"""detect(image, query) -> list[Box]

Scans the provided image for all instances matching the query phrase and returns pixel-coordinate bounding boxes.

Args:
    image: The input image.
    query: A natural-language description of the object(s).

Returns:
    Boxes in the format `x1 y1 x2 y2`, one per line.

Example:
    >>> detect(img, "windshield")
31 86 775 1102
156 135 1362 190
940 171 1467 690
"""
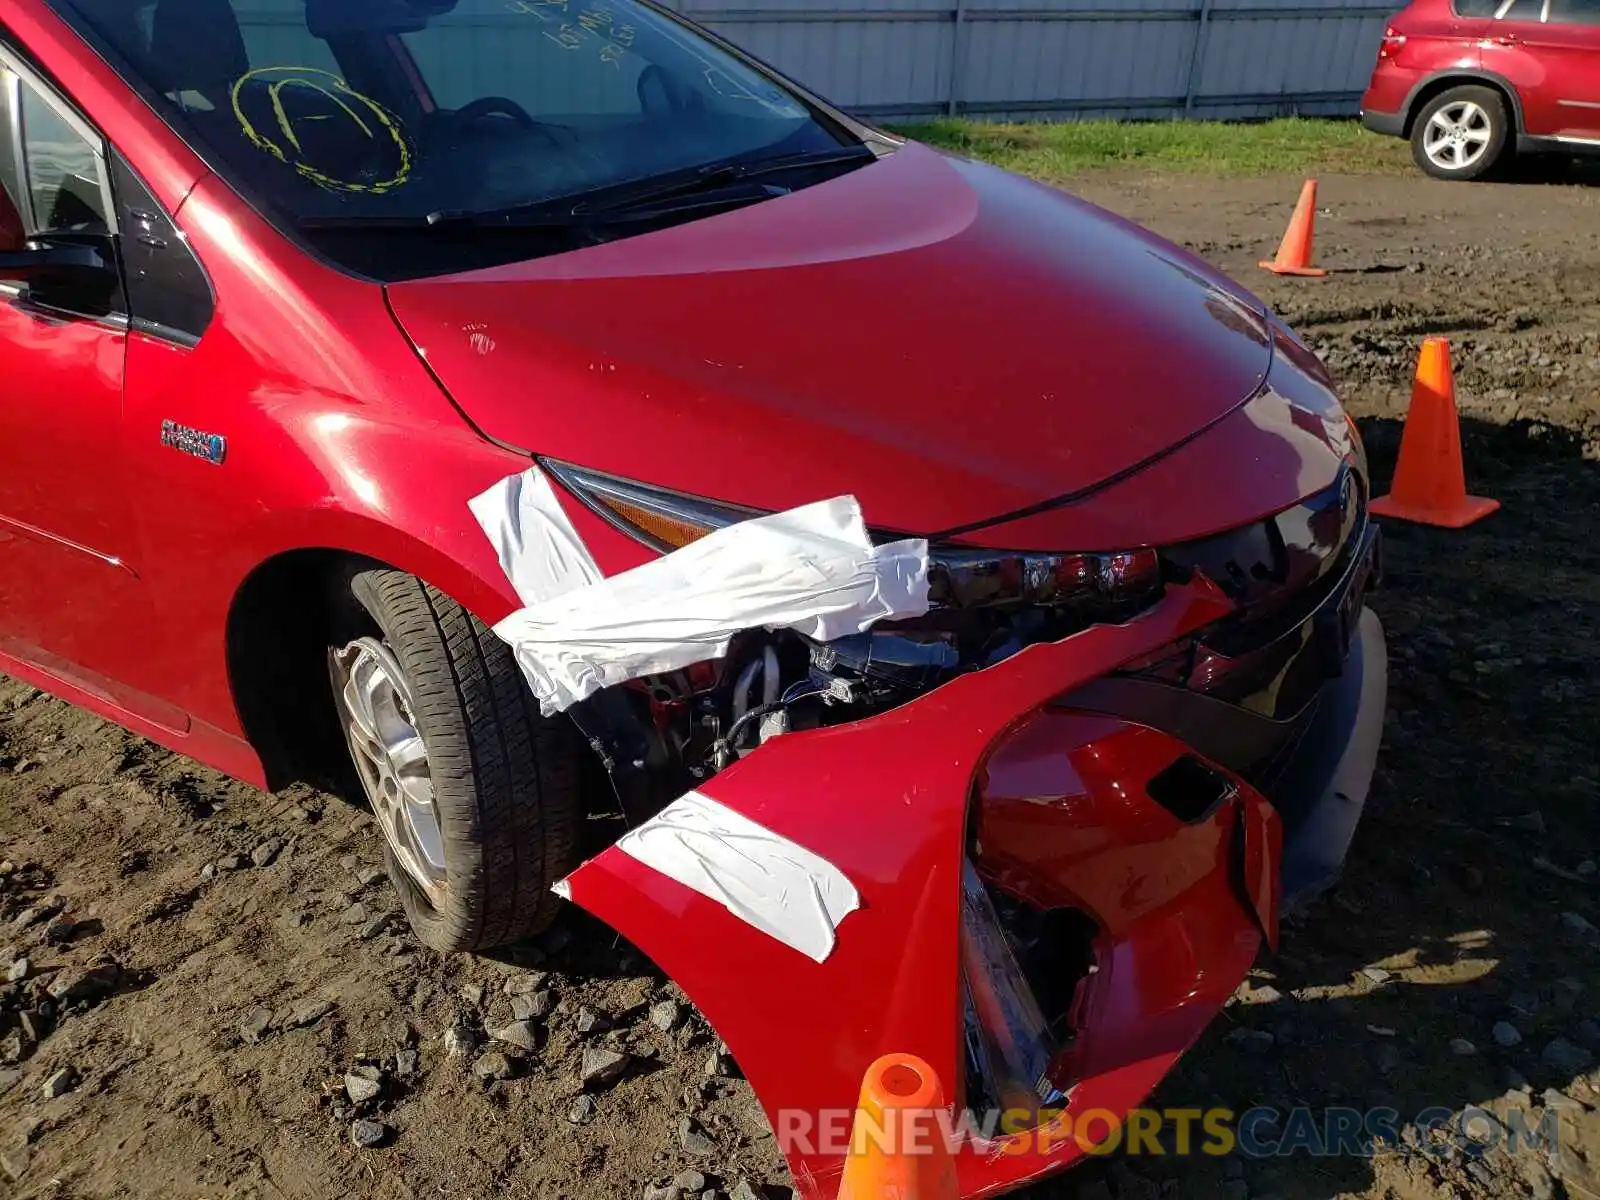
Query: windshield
53 0 868 276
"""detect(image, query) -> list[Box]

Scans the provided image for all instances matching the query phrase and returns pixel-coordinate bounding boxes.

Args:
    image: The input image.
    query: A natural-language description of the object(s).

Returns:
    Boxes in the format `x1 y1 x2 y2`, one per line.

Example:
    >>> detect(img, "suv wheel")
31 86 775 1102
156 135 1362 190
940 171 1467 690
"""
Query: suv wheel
1412 85 1511 181
329 568 583 953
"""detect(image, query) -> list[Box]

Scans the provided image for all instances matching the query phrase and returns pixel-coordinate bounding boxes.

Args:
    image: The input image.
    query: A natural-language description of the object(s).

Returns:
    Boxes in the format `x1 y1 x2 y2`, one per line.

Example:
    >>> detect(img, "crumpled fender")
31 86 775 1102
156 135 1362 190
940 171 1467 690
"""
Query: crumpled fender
559 580 1276 1198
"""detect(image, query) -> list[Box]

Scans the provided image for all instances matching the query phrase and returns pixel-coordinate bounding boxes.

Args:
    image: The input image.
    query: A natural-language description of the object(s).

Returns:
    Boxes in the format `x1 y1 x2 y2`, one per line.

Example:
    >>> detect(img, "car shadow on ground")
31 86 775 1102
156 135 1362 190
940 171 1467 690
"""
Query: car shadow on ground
1506 157 1600 187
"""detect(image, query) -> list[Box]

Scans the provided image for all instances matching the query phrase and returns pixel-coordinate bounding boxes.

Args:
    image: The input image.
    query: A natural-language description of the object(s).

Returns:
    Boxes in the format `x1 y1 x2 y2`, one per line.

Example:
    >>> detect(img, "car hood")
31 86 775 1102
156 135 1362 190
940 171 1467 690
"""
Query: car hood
386 141 1273 536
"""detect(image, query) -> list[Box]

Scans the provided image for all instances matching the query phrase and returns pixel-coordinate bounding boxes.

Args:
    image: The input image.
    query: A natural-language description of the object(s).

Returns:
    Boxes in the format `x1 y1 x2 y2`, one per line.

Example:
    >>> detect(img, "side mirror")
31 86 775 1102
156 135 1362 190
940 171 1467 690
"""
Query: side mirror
0 238 118 309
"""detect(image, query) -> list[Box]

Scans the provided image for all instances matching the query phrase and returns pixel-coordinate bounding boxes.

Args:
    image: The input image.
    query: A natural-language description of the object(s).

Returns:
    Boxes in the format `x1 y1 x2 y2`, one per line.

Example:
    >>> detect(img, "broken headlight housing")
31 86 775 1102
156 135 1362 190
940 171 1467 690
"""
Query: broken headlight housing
542 458 1163 617
542 461 1170 768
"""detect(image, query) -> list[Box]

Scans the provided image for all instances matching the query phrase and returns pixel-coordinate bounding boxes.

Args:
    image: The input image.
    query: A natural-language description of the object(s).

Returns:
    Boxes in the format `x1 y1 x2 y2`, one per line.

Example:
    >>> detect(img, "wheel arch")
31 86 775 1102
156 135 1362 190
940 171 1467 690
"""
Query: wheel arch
1403 71 1524 138
226 548 378 792
221 516 523 793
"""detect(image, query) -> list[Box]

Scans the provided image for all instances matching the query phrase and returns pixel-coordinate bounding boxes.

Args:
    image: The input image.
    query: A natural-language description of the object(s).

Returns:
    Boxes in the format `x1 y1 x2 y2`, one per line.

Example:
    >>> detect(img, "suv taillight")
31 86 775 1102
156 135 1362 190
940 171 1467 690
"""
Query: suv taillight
1379 26 1407 60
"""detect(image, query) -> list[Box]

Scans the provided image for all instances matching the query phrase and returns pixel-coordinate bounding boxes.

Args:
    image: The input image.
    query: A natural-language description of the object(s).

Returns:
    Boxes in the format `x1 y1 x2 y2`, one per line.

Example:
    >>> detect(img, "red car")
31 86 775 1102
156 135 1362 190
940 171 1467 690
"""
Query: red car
1362 0 1600 179
0 0 1385 1193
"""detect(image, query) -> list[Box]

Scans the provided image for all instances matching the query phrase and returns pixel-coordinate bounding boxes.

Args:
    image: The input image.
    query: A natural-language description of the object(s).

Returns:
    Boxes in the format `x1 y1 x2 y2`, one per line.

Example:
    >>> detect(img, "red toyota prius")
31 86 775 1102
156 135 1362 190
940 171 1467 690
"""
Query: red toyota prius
0 0 1386 1192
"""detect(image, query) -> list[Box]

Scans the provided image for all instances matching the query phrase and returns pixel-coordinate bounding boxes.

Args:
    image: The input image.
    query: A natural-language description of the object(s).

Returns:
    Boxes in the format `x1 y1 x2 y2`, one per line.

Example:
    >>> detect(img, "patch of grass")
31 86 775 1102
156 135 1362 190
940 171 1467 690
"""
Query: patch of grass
887 117 1411 178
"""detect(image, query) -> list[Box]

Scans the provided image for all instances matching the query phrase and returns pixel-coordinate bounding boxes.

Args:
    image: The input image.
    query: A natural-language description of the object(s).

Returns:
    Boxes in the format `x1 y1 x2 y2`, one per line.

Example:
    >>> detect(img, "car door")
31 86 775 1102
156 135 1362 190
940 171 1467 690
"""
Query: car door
1536 0 1600 138
0 44 153 709
1477 0 1600 134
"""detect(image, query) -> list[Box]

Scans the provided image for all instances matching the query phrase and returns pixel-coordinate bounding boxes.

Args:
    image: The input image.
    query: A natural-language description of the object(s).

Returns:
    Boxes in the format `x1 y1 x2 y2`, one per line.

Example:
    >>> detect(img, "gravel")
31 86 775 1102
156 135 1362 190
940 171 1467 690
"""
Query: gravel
1560 912 1595 937
490 1019 540 1051
581 1047 629 1090
349 1119 388 1149
678 1116 715 1156
1507 991 1541 1018
285 1000 335 1029
345 1070 384 1103
358 916 389 941
46 963 121 1004
650 1000 681 1033
443 1025 479 1060
1542 1038 1595 1075
1492 1021 1523 1048
510 991 551 1021
250 838 283 868
472 1052 515 1082
40 1066 77 1098
238 1007 274 1044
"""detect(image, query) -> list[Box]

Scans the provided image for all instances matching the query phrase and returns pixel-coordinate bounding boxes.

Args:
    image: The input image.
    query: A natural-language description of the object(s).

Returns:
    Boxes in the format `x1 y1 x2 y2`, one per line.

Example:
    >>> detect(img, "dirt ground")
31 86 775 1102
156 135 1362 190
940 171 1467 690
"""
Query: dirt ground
2 168 1598 1200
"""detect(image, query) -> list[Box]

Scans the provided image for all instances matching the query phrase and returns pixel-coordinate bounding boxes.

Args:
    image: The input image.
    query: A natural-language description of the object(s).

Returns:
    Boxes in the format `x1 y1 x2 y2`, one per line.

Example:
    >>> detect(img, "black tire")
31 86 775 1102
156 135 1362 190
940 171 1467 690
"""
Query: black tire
1410 85 1512 182
343 569 583 953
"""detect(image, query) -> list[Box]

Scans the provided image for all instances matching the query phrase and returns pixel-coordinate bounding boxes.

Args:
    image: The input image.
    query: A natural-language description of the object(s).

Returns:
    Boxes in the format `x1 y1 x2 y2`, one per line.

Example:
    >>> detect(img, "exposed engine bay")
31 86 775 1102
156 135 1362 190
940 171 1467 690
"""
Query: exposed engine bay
562 542 1168 821
557 461 1373 824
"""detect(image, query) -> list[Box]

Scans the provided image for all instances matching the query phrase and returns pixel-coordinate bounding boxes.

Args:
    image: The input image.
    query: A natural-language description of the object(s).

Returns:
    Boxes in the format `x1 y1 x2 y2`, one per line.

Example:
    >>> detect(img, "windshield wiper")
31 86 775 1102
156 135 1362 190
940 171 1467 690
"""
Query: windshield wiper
419 179 794 229
575 145 878 216
298 145 878 233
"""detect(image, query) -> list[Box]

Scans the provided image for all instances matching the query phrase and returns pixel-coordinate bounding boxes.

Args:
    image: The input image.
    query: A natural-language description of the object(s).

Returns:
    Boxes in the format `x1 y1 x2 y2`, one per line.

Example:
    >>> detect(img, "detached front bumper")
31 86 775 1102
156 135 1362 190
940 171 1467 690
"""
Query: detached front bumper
1276 606 1388 908
558 578 1342 1199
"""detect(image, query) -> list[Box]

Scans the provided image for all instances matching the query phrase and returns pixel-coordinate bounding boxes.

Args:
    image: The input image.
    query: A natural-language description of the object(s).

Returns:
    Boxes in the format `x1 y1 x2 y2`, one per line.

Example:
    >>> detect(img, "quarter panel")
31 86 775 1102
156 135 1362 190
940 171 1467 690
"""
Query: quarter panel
112 178 552 760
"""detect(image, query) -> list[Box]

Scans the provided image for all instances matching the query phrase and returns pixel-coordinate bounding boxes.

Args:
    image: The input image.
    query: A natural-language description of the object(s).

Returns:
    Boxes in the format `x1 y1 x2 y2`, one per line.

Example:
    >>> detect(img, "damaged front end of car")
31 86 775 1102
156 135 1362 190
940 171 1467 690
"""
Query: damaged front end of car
468 397 1384 1196
552 576 1283 1198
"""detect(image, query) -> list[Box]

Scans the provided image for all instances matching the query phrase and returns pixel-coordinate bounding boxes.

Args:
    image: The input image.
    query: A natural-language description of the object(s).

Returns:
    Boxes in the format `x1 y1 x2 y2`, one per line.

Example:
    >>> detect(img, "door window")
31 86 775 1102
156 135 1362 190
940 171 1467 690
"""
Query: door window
0 63 113 236
1546 0 1600 24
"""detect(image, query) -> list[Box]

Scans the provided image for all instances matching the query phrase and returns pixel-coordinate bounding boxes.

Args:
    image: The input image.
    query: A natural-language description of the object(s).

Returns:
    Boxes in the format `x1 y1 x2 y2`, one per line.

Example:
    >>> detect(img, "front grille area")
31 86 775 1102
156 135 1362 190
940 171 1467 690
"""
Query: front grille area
1170 465 1364 650
1144 465 1373 723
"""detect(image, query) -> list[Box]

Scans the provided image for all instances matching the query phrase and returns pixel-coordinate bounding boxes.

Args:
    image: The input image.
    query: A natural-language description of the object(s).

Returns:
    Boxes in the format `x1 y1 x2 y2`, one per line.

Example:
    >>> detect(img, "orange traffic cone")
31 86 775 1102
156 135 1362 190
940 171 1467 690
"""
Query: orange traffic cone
836 1054 960 1200
1259 180 1328 278
1370 337 1500 528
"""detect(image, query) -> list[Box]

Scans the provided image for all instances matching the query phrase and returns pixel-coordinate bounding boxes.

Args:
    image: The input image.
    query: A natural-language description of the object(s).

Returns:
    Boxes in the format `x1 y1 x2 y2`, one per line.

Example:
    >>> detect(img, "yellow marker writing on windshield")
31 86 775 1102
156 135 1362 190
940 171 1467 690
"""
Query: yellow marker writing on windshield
231 67 412 195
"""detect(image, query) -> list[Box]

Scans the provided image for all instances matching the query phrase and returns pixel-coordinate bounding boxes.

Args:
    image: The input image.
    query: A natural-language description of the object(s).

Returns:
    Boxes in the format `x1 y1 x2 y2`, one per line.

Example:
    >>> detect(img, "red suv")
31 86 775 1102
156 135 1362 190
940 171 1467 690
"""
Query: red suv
1362 0 1600 179
2 0 1386 1192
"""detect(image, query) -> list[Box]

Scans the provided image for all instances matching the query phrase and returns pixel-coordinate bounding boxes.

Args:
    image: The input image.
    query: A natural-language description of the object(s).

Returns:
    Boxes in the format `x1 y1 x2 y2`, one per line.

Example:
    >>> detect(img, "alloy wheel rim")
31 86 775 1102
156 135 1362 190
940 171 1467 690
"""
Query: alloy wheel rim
1424 101 1492 171
330 638 448 908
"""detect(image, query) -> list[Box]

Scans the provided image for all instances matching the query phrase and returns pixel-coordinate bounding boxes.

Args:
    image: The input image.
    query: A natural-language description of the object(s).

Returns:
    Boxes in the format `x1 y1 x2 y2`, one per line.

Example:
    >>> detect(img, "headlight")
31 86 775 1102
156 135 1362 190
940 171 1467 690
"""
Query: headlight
541 459 763 552
928 547 1161 611
544 458 1164 614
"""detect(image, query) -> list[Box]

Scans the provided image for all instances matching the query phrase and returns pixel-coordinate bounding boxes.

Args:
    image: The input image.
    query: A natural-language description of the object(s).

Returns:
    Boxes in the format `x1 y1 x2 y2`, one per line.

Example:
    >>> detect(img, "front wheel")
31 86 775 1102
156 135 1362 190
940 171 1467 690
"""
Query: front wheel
329 569 584 953
1411 86 1512 181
